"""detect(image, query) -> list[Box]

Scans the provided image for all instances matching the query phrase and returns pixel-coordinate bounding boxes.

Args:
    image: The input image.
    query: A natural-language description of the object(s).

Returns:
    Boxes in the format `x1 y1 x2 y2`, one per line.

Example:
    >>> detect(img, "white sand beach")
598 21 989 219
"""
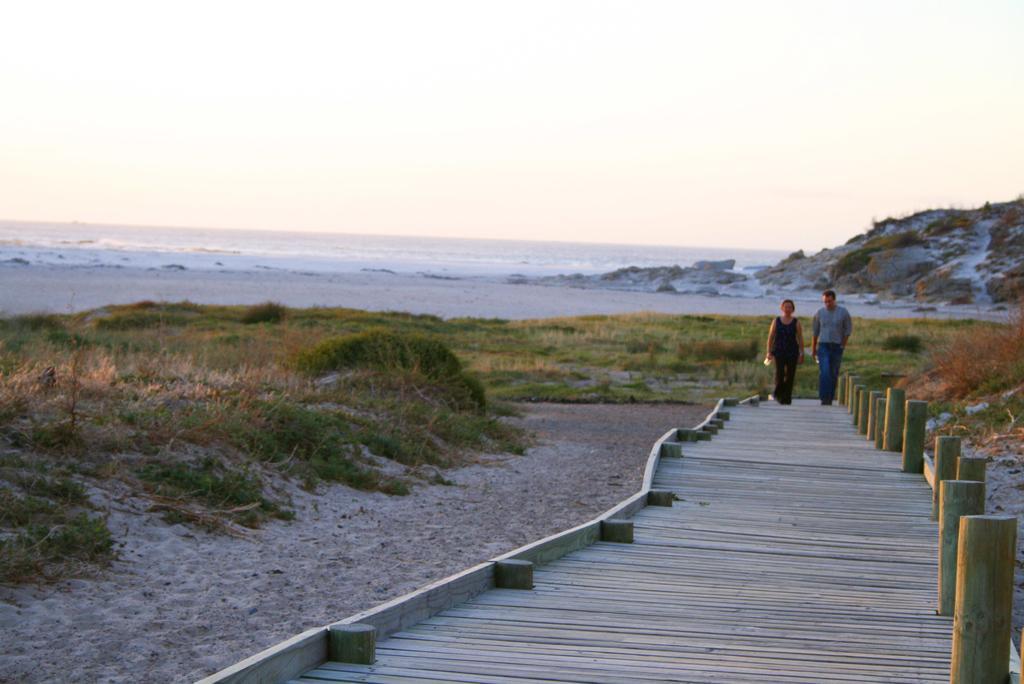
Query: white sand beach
0 264 1005 321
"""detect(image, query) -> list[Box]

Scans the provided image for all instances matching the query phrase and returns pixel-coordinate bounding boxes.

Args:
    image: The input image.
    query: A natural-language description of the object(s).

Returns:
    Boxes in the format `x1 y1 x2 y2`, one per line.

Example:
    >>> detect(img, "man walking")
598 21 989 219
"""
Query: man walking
812 289 852 405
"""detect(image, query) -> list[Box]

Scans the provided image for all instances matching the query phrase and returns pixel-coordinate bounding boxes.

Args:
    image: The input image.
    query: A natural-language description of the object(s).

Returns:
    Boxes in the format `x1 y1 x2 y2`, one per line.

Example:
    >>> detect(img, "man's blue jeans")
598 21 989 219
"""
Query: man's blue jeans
818 343 844 403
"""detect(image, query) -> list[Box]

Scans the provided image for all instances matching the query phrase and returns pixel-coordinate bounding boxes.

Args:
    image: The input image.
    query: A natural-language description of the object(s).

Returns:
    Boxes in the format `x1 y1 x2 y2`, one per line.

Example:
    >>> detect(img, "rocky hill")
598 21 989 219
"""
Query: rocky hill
758 198 1024 305
527 198 1023 309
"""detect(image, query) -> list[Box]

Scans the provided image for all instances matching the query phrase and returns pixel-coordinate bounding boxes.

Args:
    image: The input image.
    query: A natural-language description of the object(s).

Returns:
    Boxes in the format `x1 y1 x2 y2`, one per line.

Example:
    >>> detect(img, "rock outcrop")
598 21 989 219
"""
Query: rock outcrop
757 199 1024 304
541 259 758 296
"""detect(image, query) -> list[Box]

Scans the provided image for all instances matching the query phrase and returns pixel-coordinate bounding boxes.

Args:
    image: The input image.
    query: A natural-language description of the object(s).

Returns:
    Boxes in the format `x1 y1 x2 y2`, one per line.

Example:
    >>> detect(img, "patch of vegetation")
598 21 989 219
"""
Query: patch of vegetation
0 513 112 583
94 310 191 330
137 458 292 527
294 330 486 411
687 339 758 362
8 314 66 332
924 215 973 237
0 300 997 572
832 231 926 278
883 334 923 353
0 467 111 584
781 249 805 264
241 301 287 325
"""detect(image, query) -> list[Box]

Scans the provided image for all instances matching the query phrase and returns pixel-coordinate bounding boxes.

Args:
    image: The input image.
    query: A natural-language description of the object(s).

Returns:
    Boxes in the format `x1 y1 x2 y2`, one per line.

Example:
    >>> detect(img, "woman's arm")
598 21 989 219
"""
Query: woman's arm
766 319 777 359
796 320 806 362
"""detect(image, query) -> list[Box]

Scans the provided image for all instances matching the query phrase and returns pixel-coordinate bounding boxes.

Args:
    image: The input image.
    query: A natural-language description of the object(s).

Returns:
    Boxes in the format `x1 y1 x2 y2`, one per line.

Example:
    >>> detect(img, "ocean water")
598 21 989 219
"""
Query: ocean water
0 220 787 278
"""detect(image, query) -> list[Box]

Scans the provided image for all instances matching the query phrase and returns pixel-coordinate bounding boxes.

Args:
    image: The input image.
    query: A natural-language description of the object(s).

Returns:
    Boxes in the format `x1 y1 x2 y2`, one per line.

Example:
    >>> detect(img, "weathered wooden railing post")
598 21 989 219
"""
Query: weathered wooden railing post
329 624 376 665
601 519 633 543
647 490 675 506
950 515 1017 684
937 480 985 616
857 388 871 435
882 387 906 452
957 456 987 483
852 384 866 426
902 400 927 474
866 390 883 441
495 560 534 589
872 396 886 449
932 436 960 521
847 376 860 415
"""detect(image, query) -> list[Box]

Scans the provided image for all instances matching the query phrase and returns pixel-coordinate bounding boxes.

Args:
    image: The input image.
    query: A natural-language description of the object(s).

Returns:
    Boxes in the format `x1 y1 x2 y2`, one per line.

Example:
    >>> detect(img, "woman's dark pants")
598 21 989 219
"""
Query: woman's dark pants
774 355 798 405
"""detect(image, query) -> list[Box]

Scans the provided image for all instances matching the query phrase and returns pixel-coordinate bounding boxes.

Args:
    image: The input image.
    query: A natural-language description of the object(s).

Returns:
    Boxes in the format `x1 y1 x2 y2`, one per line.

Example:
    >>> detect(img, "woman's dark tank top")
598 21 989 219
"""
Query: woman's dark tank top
772 317 799 358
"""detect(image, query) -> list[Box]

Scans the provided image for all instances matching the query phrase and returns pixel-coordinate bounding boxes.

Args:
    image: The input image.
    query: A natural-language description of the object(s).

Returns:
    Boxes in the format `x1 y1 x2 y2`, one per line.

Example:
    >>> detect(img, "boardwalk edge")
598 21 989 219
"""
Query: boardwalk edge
195 398 736 684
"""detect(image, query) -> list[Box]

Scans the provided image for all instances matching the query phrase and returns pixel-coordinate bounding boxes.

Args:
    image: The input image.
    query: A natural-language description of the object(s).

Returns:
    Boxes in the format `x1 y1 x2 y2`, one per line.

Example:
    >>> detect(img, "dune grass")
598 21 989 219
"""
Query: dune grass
0 301 1003 581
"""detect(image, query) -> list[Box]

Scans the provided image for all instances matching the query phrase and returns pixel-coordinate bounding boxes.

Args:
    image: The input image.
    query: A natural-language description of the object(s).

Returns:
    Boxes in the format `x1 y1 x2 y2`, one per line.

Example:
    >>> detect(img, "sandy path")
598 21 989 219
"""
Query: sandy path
0 403 708 684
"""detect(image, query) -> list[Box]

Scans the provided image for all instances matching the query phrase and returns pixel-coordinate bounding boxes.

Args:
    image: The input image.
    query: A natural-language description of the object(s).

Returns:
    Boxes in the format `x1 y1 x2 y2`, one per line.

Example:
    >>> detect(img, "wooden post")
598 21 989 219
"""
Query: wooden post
329 624 376 664
676 428 698 442
950 515 1017 684
847 376 860 415
957 456 987 483
601 519 634 543
872 395 888 448
938 480 985 616
857 388 870 435
495 560 533 589
717 410 731 421
933 436 961 521
866 391 883 441
647 489 674 506
837 372 847 405
852 385 866 426
660 442 684 458
902 400 927 474
882 387 906 452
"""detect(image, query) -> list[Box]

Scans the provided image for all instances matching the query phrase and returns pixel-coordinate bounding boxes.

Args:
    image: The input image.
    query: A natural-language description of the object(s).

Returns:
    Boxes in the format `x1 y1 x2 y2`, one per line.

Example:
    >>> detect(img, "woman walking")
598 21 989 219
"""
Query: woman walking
765 299 805 405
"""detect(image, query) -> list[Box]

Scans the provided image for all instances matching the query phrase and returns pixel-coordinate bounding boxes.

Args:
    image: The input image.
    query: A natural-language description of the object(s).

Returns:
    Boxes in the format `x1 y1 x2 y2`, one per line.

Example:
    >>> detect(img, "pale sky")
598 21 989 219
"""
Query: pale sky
2 0 1022 251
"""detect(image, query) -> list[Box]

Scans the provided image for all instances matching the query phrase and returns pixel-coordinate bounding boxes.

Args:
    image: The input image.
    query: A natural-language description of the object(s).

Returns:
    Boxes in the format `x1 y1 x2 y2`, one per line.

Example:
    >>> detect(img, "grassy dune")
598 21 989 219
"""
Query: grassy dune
0 301 1004 582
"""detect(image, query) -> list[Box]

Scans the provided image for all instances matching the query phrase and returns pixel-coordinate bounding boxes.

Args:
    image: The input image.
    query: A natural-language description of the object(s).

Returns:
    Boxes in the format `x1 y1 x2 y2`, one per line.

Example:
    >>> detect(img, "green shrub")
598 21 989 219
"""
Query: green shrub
94 310 189 330
137 458 290 524
232 402 387 487
31 420 85 453
8 314 65 331
882 334 923 353
295 330 462 376
925 215 973 237
294 330 486 410
833 248 876 278
686 339 758 361
0 513 112 582
833 231 926 278
241 301 287 325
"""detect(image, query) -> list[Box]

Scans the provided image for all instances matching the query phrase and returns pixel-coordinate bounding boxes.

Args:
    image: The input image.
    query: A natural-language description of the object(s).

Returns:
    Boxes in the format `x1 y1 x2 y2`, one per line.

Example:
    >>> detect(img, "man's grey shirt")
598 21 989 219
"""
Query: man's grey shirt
813 306 853 345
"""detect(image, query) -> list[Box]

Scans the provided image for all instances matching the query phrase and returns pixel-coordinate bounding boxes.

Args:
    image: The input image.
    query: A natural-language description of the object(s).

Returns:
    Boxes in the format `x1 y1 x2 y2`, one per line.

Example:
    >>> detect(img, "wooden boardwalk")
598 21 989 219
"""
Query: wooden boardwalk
292 400 950 683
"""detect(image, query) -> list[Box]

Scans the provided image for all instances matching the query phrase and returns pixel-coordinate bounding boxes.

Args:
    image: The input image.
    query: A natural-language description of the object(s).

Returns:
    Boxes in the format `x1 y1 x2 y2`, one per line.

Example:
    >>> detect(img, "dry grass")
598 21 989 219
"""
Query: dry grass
932 304 1024 399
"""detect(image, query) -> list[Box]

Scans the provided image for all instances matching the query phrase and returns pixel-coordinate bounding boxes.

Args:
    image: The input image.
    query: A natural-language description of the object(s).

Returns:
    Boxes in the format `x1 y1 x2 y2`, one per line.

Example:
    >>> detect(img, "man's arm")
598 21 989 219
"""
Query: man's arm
841 310 853 348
